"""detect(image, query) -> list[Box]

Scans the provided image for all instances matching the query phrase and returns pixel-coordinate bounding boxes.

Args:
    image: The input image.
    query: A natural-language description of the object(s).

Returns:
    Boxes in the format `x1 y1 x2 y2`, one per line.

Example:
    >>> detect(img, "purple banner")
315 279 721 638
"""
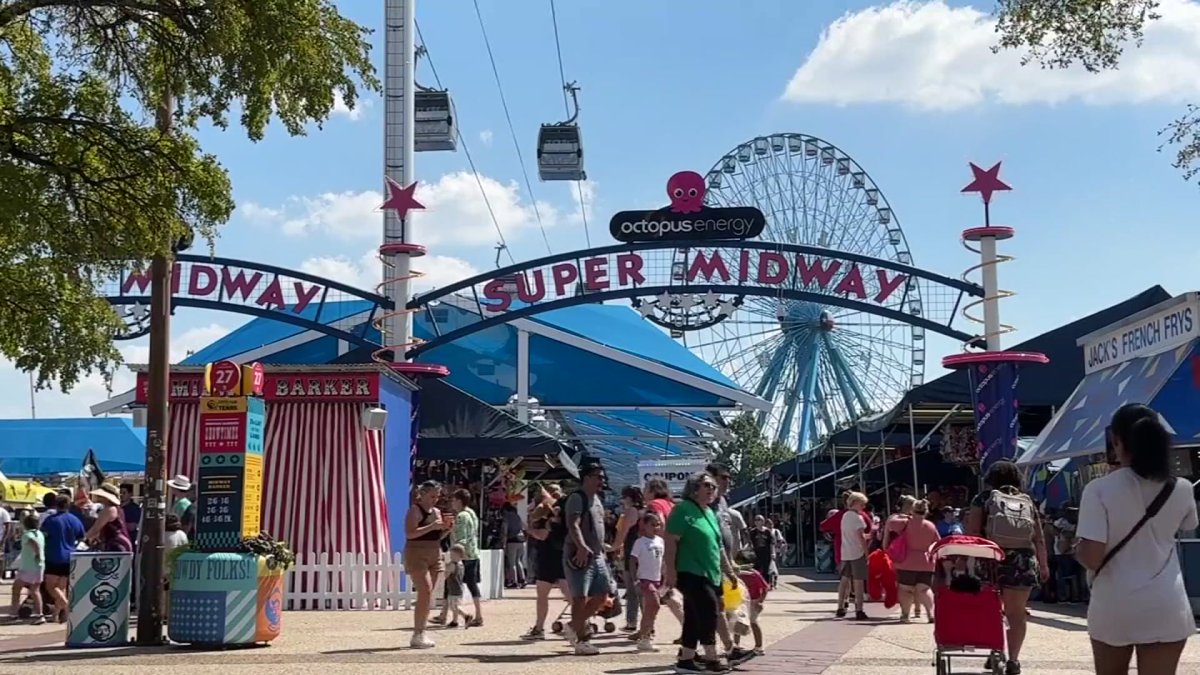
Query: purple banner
966 360 1021 472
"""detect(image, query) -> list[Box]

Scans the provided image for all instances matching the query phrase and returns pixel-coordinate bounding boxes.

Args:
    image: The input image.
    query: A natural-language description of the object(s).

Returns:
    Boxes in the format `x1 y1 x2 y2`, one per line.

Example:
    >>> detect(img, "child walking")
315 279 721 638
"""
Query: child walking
629 512 676 653
11 515 45 624
737 567 769 654
444 544 470 628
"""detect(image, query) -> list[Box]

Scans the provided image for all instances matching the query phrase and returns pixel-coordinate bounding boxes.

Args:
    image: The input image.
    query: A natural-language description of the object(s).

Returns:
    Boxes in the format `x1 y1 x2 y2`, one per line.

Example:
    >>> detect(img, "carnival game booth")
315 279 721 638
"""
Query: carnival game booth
130 364 417 610
1017 292 1200 614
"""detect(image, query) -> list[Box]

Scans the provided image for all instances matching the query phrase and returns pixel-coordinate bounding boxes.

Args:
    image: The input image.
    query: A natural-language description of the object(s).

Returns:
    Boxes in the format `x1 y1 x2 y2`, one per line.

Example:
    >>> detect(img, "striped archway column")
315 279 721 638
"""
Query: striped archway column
167 402 200 482
261 401 391 594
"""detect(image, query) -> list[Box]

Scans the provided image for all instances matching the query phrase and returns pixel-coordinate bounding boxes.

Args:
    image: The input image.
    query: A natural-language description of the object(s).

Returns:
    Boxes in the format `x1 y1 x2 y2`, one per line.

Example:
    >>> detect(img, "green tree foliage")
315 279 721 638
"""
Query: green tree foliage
713 413 796 486
992 1 1200 182
0 1 378 388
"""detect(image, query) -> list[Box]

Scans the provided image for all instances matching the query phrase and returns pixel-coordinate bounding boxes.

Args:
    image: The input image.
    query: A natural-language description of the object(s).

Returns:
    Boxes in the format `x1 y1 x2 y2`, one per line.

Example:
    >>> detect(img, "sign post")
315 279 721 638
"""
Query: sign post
194 362 266 550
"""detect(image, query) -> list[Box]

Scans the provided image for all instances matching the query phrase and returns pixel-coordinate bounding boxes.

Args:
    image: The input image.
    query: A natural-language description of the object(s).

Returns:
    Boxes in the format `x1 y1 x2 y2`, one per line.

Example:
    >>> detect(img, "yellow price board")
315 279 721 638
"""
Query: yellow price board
241 452 264 535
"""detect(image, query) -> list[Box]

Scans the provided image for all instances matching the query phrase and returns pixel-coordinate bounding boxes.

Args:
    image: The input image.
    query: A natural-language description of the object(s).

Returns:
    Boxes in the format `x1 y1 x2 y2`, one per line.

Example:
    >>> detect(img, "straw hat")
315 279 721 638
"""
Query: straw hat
90 483 121 507
166 475 192 491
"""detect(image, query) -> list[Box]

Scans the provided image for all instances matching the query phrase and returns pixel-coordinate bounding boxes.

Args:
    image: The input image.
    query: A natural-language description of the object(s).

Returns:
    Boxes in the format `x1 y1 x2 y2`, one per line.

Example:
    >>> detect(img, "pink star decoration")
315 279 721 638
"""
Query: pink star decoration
379 176 425 221
961 162 1012 206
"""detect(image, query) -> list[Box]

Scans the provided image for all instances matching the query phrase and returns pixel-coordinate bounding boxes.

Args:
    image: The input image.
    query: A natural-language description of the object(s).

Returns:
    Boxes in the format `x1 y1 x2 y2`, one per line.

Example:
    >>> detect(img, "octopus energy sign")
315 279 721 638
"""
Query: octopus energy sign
608 170 766 243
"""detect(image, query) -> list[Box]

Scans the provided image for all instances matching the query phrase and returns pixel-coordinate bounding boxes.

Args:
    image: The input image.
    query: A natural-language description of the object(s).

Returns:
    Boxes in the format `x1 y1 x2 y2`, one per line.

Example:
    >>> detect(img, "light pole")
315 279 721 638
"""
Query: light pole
136 89 177 646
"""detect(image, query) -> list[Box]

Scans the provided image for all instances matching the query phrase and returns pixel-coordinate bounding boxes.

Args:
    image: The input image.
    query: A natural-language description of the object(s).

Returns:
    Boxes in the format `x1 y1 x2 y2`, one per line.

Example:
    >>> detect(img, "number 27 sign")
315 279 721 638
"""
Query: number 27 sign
204 360 265 396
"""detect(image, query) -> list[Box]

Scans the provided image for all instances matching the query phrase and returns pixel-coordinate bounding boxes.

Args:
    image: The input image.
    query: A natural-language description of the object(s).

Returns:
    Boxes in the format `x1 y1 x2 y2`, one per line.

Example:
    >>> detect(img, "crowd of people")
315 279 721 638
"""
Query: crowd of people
402 461 777 673
2 474 197 625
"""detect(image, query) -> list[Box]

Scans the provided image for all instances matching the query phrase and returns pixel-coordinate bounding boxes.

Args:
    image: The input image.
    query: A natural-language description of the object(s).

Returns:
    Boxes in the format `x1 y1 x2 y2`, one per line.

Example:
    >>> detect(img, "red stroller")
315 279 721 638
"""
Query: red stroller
930 536 1007 675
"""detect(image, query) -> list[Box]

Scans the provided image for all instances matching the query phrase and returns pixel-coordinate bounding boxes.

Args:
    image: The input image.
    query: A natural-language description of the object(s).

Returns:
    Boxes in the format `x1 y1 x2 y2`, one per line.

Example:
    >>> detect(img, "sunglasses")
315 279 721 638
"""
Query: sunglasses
700 482 718 489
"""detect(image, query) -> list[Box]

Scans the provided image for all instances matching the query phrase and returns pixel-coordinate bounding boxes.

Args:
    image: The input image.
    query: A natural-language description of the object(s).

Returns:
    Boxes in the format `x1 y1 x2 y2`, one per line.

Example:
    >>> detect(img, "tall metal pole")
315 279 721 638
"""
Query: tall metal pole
136 90 174 646
516 329 530 423
908 404 919 498
28 372 35 419
384 0 416 358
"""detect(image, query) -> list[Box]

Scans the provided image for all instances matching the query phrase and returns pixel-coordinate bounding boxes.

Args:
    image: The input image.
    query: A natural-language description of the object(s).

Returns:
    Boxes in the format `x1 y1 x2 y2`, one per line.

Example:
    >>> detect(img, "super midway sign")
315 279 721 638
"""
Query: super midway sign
482 247 909 312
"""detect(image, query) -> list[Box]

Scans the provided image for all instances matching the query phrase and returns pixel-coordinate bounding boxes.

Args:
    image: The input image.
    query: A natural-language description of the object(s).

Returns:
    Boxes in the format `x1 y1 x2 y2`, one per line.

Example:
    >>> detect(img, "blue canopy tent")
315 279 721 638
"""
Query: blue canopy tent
0 418 146 475
1019 293 1200 466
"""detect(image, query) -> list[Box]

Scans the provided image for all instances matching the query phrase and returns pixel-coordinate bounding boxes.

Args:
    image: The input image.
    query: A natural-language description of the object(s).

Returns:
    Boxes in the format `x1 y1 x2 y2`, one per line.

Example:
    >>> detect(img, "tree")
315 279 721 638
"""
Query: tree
992 1 1200 181
0 1 378 388
713 413 796 486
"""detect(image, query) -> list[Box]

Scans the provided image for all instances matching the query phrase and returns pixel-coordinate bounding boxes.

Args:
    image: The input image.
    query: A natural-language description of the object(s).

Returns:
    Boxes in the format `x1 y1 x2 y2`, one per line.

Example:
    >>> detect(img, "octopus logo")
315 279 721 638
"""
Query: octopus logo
265 587 283 633
89 582 119 610
90 557 120 579
88 616 118 643
608 171 766 244
666 171 706 214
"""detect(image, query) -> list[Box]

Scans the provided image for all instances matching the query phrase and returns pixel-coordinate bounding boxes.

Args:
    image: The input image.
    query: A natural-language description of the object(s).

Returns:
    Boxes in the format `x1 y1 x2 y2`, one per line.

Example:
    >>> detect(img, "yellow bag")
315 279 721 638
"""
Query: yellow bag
721 578 743 608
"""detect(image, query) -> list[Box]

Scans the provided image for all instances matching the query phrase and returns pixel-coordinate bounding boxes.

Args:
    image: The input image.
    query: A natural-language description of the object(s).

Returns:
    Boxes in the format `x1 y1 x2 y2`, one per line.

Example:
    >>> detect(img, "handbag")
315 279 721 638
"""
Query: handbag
886 518 910 562
1088 479 1175 585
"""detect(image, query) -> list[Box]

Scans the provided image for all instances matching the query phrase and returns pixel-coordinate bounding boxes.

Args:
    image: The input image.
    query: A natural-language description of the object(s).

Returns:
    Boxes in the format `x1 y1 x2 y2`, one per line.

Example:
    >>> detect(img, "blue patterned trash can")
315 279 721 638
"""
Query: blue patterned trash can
168 551 284 645
66 551 133 647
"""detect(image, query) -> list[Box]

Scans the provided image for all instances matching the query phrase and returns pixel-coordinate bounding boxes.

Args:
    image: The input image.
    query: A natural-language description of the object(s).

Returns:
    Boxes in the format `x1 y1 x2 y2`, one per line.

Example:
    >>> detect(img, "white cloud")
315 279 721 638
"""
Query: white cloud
248 171 559 245
300 250 479 294
478 129 494 146
331 93 372 121
0 323 231 419
782 0 1200 110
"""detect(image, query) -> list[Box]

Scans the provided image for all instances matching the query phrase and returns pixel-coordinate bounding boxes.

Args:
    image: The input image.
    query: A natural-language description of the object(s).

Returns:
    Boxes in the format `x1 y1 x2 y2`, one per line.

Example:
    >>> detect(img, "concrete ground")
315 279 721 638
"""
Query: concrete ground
0 574 1197 674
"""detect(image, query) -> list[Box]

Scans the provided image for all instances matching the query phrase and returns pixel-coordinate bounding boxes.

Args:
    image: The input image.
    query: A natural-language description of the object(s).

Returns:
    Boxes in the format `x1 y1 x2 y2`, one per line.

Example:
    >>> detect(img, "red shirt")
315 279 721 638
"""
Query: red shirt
647 498 674 519
739 569 769 601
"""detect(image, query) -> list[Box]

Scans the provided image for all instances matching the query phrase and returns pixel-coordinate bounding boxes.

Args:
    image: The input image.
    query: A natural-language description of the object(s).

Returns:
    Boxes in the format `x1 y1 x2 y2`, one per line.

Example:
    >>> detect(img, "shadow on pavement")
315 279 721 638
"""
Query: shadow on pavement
1027 613 1087 632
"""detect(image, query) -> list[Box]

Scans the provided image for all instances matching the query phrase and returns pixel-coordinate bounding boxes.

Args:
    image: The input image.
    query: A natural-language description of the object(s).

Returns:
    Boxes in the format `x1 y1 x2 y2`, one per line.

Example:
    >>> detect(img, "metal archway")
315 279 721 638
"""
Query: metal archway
406 240 982 359
104 254 392 347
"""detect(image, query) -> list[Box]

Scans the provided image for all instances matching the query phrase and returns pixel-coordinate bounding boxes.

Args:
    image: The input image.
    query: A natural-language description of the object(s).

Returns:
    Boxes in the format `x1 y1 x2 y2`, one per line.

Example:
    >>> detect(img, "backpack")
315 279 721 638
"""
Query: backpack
984 487 1037 549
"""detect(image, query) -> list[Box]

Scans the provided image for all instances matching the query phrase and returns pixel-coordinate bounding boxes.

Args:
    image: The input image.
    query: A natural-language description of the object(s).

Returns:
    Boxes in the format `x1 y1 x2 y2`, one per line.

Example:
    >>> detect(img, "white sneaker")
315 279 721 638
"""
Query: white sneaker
637 638 660 652
564 625 578 645
410 633 435 649
574 641 599 656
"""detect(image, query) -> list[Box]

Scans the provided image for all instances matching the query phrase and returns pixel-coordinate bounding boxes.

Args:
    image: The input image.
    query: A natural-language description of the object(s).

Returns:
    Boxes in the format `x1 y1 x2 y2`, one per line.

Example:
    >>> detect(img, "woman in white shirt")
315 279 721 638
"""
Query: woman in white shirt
1076 404 1197 675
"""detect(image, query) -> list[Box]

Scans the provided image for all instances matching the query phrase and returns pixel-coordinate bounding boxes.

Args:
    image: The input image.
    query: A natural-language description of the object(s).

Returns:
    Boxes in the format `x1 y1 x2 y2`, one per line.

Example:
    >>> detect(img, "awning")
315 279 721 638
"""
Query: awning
415 378 571 461
1018 339 1197 465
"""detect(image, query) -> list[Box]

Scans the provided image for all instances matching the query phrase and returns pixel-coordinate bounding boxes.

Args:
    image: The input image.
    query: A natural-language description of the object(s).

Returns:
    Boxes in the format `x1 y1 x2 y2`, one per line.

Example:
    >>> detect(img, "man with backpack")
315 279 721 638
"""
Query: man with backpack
965 460 1049 675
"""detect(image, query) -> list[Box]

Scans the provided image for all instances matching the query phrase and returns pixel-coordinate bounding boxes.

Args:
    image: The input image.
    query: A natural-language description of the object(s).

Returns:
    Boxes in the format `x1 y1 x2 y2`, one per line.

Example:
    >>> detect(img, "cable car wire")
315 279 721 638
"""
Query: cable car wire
548 0 592 248
415 19 516 266
470 0 554 256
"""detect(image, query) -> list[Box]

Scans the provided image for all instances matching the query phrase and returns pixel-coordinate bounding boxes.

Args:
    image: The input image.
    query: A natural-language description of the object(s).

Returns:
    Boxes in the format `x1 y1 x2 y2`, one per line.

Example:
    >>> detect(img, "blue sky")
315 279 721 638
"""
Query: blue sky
8 0 1200 418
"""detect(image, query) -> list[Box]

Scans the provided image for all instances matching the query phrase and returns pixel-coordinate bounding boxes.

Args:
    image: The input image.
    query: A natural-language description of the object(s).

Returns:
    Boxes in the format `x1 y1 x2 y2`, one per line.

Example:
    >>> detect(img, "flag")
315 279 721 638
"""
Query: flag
77 448 105 503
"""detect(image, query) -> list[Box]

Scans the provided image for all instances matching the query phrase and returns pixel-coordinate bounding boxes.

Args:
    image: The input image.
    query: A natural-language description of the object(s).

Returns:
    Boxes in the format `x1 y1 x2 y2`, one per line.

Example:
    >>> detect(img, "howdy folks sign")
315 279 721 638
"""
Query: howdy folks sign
481 246 910 313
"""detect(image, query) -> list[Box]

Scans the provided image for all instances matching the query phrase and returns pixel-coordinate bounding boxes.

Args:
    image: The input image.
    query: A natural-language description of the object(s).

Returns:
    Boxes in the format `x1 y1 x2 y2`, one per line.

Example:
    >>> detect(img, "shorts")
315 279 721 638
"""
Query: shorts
404 544 444 576
839 556 867 581
536 547 565 583
16 569 44 585
45 562 70 578
997 548 1039 589
638 579 661 596
564 556 612 598
896 569 933 587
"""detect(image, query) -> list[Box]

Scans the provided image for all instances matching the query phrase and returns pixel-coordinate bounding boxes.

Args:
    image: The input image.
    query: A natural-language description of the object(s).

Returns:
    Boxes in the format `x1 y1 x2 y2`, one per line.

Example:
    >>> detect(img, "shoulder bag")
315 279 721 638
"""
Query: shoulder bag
1090 479 1175 583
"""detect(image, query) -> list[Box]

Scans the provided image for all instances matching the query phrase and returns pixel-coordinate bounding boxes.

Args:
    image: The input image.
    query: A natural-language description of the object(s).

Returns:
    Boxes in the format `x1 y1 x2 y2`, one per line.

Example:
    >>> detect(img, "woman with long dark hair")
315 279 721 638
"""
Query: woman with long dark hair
614 485 645 633
1076 404 1196 675
965 460 1048 675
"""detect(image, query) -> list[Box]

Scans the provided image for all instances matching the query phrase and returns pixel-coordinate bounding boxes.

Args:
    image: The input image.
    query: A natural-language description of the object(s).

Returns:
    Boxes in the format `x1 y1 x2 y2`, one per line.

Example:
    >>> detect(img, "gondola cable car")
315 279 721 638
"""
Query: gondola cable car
413 46 457 152
537 82 586 181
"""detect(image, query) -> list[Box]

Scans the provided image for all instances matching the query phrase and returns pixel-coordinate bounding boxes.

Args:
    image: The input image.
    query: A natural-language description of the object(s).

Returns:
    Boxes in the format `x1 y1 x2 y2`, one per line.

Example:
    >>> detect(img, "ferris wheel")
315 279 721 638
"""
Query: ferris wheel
688 133 924 454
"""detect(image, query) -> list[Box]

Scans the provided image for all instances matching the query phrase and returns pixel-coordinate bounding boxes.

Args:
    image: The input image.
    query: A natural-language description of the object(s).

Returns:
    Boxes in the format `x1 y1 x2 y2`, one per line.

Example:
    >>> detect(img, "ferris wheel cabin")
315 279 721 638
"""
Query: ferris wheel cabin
537 124 586 181
413 90 457 152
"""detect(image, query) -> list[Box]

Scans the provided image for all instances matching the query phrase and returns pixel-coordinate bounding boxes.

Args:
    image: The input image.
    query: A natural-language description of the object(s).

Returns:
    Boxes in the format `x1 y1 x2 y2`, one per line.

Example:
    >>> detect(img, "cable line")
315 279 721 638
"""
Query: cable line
548 0 592 247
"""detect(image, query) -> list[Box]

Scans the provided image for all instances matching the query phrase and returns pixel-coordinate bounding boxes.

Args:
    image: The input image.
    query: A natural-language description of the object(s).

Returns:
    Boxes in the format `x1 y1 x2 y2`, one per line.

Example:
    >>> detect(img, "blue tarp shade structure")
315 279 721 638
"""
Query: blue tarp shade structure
416 377 571 461
0 418 147 475
852 286 1173 435
1019 339 1199 465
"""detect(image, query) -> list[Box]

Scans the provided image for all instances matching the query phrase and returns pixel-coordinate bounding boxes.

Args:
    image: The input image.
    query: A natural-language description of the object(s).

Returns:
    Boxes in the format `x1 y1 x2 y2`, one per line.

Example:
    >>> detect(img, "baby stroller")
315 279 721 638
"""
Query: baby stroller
550 592 621 637
930 535 1007 675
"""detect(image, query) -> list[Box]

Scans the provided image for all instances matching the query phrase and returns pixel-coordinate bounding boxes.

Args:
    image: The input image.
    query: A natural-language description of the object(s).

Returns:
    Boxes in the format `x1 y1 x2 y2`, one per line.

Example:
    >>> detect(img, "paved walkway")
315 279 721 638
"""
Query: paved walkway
0 573 1197 673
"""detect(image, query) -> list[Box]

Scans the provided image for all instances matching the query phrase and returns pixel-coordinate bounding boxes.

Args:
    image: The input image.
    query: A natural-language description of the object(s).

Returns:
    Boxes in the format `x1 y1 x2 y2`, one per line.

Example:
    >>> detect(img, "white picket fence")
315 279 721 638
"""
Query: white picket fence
284 552 413 611
283 549 504 611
